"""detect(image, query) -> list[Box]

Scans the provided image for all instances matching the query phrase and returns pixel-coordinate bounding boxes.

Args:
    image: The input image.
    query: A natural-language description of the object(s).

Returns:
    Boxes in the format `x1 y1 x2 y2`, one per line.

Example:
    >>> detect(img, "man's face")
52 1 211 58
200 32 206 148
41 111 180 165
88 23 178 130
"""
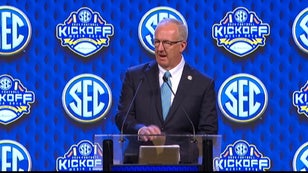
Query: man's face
154 23 186 70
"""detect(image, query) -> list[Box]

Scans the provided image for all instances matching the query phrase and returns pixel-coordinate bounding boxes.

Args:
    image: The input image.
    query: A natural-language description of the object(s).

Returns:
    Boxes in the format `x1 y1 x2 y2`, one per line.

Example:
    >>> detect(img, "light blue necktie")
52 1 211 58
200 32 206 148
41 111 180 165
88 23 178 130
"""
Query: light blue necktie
161 71 172 120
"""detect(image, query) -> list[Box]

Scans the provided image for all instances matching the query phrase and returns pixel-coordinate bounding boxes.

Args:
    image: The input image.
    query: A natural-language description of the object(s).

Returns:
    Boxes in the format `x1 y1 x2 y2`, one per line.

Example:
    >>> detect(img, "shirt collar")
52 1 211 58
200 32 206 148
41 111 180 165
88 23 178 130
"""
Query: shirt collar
158 56 185 77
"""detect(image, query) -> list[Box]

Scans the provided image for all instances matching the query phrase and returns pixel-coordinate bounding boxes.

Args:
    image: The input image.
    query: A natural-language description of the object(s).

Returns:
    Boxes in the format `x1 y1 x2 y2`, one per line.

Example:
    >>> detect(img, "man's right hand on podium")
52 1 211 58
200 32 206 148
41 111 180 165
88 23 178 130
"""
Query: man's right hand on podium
137 125 162 142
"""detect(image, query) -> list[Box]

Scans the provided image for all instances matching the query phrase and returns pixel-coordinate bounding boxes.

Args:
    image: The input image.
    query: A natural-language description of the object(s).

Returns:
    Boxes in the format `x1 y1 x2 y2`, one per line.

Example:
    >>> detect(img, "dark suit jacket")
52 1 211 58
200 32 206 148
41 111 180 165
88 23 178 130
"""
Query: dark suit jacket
115 60 218 163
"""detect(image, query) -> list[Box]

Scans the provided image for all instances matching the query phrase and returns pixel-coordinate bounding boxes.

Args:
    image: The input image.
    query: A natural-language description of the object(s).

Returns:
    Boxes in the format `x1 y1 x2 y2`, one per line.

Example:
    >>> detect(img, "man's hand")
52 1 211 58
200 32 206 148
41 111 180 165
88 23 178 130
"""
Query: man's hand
138 125 162 142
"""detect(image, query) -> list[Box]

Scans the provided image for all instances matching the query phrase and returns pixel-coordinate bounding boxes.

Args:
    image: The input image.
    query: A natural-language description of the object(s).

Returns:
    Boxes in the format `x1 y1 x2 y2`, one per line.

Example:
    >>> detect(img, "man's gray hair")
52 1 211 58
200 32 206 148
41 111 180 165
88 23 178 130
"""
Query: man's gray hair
155 18 188 41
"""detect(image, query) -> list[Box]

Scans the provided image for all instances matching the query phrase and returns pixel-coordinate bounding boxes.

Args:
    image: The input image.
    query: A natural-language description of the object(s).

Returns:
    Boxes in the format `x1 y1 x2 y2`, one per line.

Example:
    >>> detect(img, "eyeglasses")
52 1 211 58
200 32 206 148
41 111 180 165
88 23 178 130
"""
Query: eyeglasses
153 39 183 48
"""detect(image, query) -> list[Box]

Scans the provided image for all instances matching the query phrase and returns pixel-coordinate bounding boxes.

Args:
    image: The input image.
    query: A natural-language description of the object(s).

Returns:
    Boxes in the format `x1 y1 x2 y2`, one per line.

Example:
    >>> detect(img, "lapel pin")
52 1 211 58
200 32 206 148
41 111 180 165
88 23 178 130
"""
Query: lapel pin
187 75 192 80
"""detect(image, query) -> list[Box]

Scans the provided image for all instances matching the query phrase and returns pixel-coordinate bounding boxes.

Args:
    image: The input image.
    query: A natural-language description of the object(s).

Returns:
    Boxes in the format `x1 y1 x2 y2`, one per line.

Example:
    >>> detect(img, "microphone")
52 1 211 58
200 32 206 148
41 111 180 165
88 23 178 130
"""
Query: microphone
119 77 144 142
119 64 149 142
162 75 197 143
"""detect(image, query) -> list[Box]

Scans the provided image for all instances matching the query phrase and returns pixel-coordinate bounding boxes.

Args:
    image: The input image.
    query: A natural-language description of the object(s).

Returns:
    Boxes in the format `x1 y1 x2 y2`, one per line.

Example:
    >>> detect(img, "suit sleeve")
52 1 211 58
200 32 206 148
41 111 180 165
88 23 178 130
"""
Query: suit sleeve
115 68 145 134
198 79 218 134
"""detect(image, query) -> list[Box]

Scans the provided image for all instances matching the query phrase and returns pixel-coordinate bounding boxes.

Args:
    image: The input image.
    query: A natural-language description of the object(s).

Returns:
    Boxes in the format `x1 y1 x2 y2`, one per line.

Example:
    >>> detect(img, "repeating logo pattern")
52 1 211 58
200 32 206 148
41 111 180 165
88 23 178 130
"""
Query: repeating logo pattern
0 6 32 56
62 74 112 123
0 3 305 171
56 7 114 57
218 73 268 122
0 74 35 125
56 140 103 171
293 141 308 171
292 81 308 117
292 8 308 53
214 140 270 171
212 7 270 57
138 6 187 54
0 140 32 171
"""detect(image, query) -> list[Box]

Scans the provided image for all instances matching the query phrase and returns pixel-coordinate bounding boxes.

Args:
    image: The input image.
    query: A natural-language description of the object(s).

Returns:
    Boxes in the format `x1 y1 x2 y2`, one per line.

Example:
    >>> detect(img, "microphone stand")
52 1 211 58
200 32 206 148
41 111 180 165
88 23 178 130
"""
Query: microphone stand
119 78 144 143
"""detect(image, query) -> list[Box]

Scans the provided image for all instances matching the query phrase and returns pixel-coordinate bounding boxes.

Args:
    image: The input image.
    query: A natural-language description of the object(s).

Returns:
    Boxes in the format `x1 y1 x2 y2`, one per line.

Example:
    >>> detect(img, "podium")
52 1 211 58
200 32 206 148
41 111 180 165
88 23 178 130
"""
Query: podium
93 134 222 171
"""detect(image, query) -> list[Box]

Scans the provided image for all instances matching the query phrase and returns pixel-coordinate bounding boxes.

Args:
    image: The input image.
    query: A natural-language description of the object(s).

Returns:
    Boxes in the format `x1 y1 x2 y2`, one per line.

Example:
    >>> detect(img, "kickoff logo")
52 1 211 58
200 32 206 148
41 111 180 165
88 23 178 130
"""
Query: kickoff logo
62 74 112 123
218 73 268 122
138 6 186 54
56 7 114 57
0 74 35 125
0 6 32 56
0 140 32 171
292 81 308 117
56 140 103 171
292 8 308 53
213 140 270 171
212 7 270 57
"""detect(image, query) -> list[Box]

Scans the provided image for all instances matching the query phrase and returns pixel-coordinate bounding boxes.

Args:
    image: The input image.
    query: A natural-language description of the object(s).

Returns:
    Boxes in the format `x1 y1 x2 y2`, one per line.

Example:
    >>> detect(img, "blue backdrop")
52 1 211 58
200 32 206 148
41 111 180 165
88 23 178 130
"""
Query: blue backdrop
0 0 308 171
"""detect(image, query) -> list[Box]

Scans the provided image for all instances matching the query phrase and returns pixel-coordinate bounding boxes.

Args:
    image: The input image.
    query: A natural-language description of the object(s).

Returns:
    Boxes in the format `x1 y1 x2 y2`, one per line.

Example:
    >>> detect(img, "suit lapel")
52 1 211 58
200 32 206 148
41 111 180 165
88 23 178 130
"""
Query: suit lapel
144 62 164 121
165 64 193 121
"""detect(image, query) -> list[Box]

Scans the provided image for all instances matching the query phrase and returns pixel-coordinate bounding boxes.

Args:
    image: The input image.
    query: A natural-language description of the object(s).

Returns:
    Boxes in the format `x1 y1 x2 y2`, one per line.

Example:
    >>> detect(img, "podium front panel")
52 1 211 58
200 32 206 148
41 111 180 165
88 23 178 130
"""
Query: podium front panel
93 134 222 171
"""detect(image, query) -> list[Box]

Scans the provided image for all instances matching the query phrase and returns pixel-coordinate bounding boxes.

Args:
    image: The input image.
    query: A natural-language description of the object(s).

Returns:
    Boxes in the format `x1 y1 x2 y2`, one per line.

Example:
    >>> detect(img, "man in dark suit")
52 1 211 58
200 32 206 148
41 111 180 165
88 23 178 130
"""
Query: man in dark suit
115 18 218 164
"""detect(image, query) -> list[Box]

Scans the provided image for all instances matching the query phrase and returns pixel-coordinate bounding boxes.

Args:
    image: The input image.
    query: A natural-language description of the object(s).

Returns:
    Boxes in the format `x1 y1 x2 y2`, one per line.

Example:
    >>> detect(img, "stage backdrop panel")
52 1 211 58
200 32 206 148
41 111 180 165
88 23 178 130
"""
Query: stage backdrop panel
0 0 308 171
